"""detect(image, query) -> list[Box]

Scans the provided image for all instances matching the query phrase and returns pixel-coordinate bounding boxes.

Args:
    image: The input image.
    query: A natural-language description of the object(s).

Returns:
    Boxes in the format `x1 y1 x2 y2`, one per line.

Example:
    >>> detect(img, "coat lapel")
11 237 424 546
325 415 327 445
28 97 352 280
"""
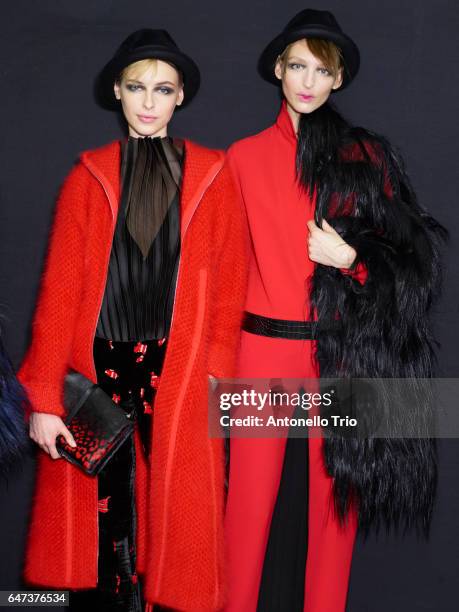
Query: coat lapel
180 140 225 236
80 138 225 239
81 140 121 221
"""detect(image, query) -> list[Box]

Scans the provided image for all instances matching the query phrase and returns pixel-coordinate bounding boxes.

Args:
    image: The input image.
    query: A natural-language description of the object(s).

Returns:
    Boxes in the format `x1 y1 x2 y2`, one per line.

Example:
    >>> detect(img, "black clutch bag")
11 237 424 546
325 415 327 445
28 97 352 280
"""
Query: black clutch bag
56 371 135 476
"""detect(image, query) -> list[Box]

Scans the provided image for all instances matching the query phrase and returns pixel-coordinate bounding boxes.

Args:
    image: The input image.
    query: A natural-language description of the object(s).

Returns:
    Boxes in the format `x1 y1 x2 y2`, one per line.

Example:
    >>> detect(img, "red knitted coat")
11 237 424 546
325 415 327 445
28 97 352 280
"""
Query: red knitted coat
18 139 248 611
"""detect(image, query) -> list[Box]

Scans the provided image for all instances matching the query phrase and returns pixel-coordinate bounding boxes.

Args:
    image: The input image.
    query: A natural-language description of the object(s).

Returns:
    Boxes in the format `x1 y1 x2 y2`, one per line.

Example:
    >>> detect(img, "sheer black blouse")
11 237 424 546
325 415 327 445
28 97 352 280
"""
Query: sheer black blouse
96 136 183 341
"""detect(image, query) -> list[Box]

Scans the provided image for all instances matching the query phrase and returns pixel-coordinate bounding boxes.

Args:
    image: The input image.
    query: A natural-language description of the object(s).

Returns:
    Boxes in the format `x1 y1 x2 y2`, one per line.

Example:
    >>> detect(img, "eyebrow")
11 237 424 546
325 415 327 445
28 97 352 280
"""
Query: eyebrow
125 79 177 86
287 56 324 65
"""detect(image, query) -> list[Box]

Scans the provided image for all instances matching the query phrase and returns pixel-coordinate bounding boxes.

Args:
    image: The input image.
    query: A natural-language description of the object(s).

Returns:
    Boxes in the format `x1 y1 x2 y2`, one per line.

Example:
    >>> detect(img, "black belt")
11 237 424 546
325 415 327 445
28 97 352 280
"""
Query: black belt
242 311 315 340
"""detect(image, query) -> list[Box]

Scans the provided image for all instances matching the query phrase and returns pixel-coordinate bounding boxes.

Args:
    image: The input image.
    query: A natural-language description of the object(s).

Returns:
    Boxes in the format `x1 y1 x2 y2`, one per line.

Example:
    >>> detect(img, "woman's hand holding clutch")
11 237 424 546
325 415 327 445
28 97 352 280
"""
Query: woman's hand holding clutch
28 412 76 460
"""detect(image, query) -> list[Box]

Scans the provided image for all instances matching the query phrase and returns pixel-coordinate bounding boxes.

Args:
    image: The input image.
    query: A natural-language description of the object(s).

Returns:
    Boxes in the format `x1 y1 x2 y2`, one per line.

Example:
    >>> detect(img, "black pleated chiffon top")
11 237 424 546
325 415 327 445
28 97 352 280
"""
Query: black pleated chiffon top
96 136 183 342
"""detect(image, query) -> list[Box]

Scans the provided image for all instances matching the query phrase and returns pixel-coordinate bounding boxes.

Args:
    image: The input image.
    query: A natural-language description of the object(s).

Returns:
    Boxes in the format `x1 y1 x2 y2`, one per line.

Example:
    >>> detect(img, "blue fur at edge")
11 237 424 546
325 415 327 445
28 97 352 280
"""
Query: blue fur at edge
0 335 29 473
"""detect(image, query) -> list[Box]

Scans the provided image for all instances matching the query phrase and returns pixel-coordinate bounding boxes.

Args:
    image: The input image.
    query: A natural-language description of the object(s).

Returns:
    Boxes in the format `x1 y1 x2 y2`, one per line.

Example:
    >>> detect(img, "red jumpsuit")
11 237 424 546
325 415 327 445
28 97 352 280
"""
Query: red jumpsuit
224 101 366 612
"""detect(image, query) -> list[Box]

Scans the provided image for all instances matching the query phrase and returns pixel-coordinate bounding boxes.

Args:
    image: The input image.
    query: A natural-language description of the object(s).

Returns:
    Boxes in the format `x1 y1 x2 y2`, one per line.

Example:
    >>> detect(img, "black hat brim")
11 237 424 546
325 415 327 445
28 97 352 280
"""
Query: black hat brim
97 45 201 110
258 27 360 91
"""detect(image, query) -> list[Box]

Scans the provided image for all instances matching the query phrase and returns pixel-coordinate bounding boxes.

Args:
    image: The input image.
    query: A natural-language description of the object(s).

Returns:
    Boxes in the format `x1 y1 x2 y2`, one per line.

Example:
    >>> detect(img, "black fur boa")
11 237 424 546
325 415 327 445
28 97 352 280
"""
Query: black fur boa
298 102 447 537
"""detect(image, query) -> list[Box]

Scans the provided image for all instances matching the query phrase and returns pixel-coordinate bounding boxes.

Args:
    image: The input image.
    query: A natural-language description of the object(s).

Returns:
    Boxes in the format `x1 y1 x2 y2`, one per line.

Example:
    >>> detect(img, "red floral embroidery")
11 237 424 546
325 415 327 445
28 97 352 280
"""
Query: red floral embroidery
150 372 160 389
105 369 119 379
134 342 148 355
143 401 153 414
98 496 111 513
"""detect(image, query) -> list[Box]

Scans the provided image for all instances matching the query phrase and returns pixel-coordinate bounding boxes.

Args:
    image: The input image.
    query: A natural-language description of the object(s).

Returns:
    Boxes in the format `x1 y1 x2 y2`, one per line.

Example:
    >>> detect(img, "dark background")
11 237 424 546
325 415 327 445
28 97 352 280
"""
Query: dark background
1 1 458 610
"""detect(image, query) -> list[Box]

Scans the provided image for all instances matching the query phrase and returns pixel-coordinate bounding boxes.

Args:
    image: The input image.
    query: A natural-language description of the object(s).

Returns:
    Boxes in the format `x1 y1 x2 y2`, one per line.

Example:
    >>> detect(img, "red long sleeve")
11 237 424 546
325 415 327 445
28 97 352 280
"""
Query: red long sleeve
207 164 249 379
17 164 88 419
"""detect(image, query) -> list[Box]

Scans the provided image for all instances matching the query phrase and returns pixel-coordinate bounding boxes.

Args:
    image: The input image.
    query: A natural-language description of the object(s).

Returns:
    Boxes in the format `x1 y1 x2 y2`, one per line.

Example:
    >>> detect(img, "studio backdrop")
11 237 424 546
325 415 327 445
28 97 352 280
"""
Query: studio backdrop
0 1 458 611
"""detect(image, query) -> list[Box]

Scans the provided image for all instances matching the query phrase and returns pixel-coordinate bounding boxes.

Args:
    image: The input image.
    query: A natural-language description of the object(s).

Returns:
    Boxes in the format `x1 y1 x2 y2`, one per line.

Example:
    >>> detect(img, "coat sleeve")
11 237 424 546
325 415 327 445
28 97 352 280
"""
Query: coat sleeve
206 158 249 380
17 163 88 420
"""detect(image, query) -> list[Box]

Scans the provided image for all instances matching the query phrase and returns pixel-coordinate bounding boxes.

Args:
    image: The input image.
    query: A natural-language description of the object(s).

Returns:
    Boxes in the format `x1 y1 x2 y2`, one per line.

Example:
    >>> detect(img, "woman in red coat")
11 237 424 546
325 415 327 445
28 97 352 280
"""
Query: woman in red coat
224 8 444 612
18 30 247 612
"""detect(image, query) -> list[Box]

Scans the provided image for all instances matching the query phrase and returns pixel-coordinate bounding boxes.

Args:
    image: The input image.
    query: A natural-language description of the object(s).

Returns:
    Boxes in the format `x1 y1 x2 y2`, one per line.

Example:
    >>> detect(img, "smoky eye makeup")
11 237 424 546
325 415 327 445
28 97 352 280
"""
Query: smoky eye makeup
285 56 334 77
155 86 175 94
122 79 178 95
124 81 144 92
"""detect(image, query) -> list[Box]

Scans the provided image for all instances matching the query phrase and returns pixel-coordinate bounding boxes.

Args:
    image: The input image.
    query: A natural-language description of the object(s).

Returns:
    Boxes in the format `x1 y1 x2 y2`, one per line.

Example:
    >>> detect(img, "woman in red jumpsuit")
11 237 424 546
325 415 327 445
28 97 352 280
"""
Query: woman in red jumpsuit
224 10 366 611
225 6 444 611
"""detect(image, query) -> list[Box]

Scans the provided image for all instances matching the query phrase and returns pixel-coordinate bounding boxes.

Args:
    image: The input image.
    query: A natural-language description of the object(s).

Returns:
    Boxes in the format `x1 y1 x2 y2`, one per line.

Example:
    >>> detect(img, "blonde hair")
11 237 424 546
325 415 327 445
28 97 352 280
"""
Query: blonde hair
278 38 343 77
118 58 183 85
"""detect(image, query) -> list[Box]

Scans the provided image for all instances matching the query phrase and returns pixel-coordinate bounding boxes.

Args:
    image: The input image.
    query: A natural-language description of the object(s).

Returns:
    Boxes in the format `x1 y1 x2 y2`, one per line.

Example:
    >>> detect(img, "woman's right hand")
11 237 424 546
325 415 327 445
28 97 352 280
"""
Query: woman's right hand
28 412 76 459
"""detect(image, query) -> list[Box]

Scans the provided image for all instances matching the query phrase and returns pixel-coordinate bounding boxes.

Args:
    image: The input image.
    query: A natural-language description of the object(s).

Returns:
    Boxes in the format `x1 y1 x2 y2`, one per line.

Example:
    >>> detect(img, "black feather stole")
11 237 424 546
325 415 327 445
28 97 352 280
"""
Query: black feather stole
297 103 447 536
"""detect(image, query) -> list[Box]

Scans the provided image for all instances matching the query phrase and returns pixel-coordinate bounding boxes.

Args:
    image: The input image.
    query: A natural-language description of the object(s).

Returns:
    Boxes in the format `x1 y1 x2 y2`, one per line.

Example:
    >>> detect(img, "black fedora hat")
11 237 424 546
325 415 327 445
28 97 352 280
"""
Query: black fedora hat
258 9 360 91
97 29 200 110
